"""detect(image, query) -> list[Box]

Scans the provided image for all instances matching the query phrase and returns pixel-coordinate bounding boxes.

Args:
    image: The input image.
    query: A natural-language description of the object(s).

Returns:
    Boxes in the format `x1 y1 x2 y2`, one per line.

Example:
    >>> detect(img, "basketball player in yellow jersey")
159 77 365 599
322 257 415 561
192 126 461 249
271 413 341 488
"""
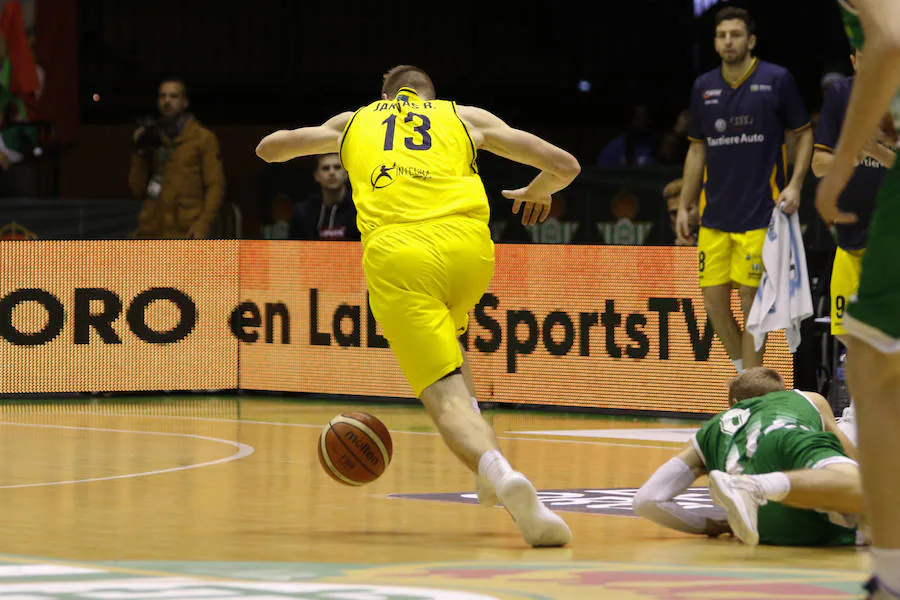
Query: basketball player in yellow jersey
257 65 580 547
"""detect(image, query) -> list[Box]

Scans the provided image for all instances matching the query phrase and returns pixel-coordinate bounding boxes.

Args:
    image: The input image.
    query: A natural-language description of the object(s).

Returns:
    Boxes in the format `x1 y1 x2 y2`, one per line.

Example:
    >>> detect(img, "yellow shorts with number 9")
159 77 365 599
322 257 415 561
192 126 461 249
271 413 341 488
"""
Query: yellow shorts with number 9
697 227 767 288
831 247 864 336
363 217 495 397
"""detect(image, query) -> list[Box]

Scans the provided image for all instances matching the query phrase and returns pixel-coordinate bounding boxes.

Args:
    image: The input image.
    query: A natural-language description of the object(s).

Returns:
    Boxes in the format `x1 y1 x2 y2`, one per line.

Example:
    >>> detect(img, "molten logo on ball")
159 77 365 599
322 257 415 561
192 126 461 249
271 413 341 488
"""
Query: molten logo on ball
318 412 393 486
344 429 381 468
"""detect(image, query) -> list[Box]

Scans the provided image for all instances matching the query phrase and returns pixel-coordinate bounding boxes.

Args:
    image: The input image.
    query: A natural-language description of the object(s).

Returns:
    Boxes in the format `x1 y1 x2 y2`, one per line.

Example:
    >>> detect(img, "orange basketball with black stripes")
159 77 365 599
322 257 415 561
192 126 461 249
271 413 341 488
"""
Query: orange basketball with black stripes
317 412 393 485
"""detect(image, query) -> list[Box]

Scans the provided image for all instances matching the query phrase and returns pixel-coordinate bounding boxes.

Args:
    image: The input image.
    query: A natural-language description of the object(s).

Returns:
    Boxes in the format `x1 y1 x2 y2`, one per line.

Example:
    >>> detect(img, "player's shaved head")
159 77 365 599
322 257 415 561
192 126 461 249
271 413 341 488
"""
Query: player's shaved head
382 65 436 100
728 367 785 406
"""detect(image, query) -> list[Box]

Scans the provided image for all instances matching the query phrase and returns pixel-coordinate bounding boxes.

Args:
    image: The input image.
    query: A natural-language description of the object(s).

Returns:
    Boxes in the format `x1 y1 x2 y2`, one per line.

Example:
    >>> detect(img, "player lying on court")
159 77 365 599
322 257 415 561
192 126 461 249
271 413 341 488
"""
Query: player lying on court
633 367 865 546
256 65 580 547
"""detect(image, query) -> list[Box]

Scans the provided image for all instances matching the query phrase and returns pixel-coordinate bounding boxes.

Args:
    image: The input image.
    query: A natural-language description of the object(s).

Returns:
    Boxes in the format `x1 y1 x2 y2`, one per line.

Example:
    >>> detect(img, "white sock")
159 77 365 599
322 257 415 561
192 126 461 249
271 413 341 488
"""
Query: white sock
477 450 514 488
748 472 790 502
874 548 900 595
470 396 481 415
732 358 743 374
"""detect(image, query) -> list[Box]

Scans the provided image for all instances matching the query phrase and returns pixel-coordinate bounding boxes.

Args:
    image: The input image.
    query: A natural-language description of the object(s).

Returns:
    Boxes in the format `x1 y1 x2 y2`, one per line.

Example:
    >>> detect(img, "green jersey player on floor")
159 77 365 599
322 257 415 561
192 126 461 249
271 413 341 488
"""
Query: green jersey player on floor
816 1 900 597
633 367 862 547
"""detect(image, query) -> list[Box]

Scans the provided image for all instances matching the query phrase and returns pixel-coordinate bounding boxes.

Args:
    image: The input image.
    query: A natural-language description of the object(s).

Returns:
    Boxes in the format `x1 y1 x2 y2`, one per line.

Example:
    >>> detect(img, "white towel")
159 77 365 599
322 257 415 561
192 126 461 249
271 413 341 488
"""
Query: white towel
746 207 813 353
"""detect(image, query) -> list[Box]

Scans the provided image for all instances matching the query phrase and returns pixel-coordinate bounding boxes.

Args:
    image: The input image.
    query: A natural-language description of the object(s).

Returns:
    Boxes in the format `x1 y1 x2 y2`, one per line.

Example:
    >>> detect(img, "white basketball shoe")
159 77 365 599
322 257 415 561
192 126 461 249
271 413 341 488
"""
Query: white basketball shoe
496 472 572 547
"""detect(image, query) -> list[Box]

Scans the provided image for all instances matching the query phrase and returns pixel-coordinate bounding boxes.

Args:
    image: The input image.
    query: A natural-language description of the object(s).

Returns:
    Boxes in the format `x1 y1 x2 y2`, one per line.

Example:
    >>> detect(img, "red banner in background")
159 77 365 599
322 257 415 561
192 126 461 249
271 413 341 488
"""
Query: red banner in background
0 241 239 393
0 241 793 415
237 243 793 415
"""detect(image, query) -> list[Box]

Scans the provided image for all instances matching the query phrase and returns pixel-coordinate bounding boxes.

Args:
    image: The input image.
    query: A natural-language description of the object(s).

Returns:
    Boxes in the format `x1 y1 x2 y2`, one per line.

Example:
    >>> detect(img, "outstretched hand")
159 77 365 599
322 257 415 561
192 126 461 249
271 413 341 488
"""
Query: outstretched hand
502 187 552 226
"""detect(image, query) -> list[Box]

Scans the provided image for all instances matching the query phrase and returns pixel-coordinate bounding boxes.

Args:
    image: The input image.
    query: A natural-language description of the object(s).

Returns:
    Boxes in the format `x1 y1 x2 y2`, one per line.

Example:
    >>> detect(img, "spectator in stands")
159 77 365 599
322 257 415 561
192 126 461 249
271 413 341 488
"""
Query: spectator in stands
289 153 359 241
597 102 659 168
656 109 691 165
128 78 225 239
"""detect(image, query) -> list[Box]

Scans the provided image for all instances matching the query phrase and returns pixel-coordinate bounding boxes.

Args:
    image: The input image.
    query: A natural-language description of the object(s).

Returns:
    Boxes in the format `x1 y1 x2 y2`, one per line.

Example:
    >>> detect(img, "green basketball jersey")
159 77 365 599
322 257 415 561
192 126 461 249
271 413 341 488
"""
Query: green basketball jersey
836 0 900 343
838 1 864 49
692 390 824 474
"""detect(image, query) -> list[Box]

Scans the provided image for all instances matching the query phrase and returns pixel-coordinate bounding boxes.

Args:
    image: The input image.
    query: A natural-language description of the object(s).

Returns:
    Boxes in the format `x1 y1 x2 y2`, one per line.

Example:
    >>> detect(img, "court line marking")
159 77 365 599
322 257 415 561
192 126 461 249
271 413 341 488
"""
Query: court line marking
0 422 255 489
0 555 868 582
20 411 680 450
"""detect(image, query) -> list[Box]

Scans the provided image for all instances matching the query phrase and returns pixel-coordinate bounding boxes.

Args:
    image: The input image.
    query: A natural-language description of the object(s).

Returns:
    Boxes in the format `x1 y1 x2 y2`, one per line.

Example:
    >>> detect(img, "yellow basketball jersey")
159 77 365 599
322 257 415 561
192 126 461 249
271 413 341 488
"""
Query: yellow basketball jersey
339 87 490 242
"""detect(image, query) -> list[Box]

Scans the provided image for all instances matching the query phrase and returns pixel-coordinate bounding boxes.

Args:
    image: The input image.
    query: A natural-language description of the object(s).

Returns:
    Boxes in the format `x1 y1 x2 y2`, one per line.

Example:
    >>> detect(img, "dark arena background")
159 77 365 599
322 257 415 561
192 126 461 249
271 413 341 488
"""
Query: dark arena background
0 1 872 598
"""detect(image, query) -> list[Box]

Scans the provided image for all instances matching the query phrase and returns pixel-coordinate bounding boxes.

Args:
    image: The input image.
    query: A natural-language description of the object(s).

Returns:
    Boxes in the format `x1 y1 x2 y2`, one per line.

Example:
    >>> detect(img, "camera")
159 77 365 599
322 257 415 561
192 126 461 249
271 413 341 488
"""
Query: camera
134 116 163 151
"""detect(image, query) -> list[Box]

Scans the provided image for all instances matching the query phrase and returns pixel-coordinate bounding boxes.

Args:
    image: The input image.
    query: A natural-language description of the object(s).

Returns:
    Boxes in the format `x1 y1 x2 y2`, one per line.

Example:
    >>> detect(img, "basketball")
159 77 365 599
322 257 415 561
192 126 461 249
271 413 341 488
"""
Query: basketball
317 412 393 485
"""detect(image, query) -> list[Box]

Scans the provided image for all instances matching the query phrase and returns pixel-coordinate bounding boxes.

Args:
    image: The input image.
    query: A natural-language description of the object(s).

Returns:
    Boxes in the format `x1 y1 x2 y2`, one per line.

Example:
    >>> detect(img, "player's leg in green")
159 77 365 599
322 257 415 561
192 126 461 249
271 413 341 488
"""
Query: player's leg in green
846 338 900 590
709 429 860 546
843 168 900 597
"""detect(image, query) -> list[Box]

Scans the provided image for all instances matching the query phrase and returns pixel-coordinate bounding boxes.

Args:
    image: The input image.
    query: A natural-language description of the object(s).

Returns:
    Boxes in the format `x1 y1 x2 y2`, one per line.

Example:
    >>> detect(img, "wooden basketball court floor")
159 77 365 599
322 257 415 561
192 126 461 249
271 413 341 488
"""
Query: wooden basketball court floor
0 396 871 599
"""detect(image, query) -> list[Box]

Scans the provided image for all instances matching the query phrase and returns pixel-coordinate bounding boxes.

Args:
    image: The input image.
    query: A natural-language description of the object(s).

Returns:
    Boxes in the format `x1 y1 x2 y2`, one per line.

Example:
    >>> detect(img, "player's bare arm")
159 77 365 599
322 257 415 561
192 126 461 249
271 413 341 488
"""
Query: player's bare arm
632 443 731 537
256 112 355 163
780 127 813 214
812 147 833 178
817 0 900 225
456 105 581 226
677 140 706 241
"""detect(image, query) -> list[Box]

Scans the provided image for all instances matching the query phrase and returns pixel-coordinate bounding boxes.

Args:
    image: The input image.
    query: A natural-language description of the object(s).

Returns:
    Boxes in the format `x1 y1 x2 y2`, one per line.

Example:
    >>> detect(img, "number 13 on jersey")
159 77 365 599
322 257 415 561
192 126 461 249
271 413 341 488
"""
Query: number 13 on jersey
382 113 432 151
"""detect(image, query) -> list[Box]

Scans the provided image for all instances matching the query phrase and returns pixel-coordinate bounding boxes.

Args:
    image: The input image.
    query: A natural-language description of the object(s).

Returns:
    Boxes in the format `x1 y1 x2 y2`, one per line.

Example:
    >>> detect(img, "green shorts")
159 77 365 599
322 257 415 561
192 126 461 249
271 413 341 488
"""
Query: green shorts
846 169 900 352
740 428 858 546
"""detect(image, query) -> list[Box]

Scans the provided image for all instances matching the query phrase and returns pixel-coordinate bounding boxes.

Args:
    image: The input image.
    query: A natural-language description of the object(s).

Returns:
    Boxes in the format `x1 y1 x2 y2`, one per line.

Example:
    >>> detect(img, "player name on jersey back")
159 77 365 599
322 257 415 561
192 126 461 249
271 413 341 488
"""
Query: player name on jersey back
373 100 437 112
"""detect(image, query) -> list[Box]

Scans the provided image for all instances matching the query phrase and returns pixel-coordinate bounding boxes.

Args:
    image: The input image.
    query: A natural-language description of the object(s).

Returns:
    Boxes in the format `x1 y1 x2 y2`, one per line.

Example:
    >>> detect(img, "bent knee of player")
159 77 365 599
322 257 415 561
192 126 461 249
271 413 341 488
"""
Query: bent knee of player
420 375 471 417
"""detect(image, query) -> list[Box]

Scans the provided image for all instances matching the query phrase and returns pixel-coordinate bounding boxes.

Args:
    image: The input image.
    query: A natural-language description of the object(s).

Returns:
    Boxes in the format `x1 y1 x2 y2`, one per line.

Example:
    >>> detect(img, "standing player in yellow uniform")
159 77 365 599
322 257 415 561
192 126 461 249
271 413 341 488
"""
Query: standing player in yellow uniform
256 66 580 547
677 7 813 372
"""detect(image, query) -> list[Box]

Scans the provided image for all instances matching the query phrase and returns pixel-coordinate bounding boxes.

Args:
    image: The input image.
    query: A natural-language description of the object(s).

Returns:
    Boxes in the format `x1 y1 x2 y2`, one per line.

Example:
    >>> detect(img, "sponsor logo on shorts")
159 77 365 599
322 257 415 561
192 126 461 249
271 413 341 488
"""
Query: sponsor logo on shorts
390 487 722 518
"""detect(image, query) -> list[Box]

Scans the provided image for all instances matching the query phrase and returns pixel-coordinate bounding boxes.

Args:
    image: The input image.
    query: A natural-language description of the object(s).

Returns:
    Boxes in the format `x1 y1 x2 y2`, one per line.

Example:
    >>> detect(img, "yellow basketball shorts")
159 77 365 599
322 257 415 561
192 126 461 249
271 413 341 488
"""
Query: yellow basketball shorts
697 227 766 288
831 247 865 336
363 217 495 397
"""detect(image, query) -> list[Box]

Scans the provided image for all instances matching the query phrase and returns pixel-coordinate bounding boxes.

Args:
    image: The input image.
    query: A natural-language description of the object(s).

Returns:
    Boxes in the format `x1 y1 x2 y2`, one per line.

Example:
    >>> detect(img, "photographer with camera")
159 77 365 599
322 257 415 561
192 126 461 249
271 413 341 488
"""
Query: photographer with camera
128 79 225 239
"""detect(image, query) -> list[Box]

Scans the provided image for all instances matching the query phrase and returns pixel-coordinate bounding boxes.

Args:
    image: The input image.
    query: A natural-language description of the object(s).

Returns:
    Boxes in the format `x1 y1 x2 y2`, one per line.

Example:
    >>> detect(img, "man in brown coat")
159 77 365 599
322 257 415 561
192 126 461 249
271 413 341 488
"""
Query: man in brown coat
128 79 225 239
